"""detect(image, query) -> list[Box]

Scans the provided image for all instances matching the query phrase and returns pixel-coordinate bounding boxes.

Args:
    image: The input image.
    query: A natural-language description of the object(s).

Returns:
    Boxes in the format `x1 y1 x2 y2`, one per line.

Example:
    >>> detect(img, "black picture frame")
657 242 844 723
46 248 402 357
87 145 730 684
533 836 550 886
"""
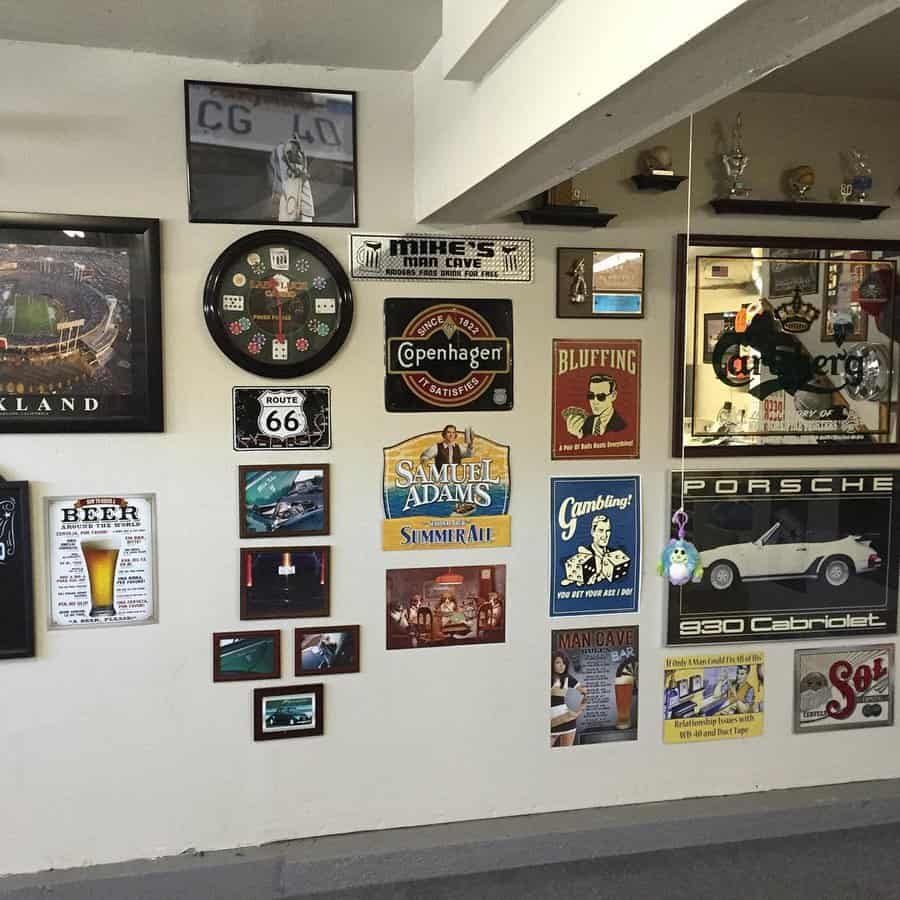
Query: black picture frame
0 480 35 659
240 546 331 620
203 230 353 379
184 80 358 227
0 213 162 433
673 233 900 458
254 683 324 741
555 247 645 319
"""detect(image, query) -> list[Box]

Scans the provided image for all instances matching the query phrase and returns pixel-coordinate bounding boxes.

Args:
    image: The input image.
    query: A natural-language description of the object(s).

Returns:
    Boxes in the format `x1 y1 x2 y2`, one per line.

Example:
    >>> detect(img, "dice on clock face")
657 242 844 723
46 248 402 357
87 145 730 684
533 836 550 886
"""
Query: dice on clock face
203 230 353 377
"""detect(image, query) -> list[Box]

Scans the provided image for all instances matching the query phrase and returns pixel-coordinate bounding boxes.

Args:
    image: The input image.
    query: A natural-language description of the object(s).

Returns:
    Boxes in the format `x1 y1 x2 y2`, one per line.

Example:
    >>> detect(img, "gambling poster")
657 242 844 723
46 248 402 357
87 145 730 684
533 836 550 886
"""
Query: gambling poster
46 494 156 629
664 651 764 744
667 470 900 645
233 386 331 450
550 475 641 616
551 626 638 748
795 645 894 733
382 426 510 550
384 298 513 412
552 339 640 459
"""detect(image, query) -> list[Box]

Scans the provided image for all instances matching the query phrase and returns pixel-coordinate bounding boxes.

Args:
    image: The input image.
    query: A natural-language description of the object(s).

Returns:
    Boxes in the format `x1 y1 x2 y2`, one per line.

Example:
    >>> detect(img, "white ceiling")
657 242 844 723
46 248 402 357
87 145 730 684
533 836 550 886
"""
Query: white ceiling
0 0 443 69
752 7 900 100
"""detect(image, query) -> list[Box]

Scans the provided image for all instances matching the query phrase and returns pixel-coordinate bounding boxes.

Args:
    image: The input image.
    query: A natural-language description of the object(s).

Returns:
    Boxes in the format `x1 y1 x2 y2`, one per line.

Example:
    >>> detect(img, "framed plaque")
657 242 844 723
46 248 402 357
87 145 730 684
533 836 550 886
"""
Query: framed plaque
0 213 162 433
556 248 644 318
673 234 900 457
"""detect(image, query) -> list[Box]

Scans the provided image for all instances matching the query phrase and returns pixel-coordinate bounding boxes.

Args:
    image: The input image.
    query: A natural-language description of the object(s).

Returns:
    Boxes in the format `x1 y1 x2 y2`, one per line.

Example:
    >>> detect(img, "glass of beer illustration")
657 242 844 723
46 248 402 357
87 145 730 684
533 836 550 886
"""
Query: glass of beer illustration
81 537 121 617
614 658 636 730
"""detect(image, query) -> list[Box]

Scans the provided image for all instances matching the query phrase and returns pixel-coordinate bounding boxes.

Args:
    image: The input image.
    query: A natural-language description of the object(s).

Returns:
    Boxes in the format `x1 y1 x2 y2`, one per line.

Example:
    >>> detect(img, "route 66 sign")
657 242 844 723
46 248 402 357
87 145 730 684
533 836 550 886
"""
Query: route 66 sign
233 387 331 450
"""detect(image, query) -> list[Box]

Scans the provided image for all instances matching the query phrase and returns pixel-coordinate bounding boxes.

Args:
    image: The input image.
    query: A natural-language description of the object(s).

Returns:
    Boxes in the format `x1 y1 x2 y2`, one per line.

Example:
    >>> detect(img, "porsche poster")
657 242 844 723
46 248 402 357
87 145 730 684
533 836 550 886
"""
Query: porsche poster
666 470 899 645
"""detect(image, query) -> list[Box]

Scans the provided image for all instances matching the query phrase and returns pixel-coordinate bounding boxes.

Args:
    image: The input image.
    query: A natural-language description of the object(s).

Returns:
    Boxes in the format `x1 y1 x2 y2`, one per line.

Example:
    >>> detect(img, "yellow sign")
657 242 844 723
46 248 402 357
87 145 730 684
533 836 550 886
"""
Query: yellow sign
663 651 764 744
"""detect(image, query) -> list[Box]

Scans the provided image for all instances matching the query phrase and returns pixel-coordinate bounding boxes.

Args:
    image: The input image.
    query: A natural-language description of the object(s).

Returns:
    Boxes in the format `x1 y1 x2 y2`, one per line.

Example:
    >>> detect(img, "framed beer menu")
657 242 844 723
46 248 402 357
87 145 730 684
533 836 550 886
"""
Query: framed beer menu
45 493 157 629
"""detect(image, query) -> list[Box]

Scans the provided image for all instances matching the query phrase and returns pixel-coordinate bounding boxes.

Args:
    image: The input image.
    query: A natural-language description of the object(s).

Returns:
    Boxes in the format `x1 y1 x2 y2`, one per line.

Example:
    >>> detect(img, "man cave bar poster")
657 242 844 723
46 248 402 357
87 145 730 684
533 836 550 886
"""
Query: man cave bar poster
667 470 899 645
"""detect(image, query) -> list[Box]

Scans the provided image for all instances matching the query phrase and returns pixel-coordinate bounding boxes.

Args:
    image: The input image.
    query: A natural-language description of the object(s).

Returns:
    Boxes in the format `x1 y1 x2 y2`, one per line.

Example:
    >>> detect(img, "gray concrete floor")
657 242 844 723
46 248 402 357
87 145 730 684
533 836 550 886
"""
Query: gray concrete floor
315 821 900 900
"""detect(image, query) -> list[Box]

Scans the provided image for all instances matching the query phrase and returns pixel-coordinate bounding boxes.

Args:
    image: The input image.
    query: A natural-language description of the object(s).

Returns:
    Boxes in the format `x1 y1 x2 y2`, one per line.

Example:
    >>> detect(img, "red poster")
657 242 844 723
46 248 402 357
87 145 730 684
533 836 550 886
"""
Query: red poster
551 339 641 460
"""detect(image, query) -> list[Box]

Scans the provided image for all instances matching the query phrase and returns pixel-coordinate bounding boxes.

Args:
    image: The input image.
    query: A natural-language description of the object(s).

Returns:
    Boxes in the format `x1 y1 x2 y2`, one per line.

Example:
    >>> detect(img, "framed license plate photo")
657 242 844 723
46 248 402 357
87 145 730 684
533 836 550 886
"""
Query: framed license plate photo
556 248 644 318
238 464 329 538
254 683 324 741
673 234 900 457
0 481 35 658
666 470 899 646
0 213 162 433
185 80 357 227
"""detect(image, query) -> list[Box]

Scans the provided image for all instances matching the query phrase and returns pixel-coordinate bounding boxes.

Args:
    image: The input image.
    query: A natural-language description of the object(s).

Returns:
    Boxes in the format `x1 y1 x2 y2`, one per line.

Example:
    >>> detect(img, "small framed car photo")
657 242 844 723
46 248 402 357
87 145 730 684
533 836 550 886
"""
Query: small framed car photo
238 464 330 538
254 683 324 741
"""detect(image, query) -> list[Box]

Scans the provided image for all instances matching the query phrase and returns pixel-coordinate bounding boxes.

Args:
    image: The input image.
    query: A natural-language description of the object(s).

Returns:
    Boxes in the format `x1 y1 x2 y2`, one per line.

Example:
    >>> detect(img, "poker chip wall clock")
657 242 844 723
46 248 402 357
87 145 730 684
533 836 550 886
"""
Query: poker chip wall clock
203 230 353 377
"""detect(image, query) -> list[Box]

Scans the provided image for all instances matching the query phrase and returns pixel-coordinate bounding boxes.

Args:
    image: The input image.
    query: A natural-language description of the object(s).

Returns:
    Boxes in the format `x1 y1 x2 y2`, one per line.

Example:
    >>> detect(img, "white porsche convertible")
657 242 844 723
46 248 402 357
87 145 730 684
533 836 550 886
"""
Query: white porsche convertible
701 522 881 591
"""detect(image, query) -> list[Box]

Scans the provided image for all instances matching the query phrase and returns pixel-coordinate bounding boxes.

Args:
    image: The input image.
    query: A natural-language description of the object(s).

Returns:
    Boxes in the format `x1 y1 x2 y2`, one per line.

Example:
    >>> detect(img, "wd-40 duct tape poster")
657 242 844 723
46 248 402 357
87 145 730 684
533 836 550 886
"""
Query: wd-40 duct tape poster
350 234 533 282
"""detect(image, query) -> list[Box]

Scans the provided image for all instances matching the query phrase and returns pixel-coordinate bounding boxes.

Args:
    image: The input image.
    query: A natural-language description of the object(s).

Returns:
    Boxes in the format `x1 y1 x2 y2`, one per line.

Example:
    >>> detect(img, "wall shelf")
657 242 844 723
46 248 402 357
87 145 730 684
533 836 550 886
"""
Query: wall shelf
517 206 616 227
710 197 889 220
631 174 688 192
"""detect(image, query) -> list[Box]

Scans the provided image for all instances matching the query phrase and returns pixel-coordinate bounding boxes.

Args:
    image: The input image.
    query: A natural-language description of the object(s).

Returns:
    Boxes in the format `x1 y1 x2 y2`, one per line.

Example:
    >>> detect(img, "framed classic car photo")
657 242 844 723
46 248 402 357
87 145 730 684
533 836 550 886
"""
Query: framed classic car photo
294 625 359 676
254 683 324 741
213 630 281 682
184 80 357 227
673 234 900 457
0 213 162 433
238 464 329 538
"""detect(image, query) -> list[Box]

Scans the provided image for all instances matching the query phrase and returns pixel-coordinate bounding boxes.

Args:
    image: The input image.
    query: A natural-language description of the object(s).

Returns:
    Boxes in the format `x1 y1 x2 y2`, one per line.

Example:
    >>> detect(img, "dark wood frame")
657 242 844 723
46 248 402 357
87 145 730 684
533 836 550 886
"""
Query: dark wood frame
240 545 330 620
184 79 358 227
294 624 360 676
673 233 900 458
238 463 330 538
204 231 353 379
0 212 162 433
0 480 34 659
556 247 645 319
212 629 281 682
253 683 324 741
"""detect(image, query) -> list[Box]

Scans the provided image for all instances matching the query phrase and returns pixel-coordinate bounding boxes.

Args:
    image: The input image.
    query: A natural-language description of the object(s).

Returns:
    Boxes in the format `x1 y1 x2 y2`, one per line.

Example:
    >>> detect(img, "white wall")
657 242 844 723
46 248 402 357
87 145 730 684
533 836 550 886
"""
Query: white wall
4 38 900 877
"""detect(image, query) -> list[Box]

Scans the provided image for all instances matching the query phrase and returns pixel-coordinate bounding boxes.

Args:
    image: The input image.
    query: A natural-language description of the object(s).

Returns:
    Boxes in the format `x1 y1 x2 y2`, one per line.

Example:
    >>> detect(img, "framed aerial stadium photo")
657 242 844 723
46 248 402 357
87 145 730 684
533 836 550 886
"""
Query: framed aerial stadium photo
184 80 358 226
0 213 162 433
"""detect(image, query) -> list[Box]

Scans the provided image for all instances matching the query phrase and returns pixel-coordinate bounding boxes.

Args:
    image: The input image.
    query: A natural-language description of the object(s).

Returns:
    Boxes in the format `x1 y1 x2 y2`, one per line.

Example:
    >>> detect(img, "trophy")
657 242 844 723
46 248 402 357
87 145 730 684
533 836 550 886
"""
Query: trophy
841 148 873 202
639 145 674 176
721 113 751 197
81 536 121 617
567 256 588 304
786 165 815 201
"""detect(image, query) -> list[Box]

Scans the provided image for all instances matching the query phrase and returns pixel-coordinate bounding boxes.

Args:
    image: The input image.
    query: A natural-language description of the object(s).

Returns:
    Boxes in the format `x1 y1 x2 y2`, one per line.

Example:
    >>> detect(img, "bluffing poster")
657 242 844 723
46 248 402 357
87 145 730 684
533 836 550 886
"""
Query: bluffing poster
552 339 640 459
663 651 764 743
550 476 640 616
551 626 638 747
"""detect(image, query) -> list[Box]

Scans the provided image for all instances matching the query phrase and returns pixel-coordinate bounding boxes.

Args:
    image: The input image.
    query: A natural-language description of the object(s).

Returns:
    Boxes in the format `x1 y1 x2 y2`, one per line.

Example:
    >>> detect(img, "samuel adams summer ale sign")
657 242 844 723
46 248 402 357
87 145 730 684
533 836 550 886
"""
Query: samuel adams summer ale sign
384 298 513 412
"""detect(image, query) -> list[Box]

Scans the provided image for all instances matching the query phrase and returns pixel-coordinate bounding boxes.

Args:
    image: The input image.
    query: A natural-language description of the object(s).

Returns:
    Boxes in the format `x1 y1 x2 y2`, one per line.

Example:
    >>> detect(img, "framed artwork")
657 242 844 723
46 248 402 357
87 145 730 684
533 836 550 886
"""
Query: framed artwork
0 213 162 433
0 480 34 659
203 231 353 379
664 651 764 743
673 234 900 457
794 645 893 733
551 339 640 460
213 630 281 682
384 298 513 412
233 386 332 451
46 494 157 629
184 80 357 226
295 625 360 676
382 426 510 550
254 683 324 741
240 546 330 620
556 248 644 318
768 248 819 298
550 476 641 616
551 626 637 747
665 470 899 646
238 464 329 538
386 564 506 650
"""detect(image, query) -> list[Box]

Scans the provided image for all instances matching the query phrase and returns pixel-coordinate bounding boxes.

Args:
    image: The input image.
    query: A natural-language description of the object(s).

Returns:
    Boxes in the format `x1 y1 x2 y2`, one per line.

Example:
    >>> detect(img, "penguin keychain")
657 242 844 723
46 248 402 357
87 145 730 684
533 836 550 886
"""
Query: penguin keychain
658 509 703 586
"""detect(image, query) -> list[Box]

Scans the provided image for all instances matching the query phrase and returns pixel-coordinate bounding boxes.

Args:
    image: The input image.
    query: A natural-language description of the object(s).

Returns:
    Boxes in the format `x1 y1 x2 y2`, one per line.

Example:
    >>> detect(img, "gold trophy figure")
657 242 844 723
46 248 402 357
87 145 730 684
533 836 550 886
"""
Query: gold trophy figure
81 536 121 617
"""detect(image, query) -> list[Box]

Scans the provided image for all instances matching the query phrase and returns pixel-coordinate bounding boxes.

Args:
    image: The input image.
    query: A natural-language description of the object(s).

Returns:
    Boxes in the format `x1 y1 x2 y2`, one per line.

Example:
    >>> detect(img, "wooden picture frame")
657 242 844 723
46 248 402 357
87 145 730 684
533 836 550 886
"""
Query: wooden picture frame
254 683 324 741
238 464 330 538
294 624 360 676
213 629 281 682
0 480 34 659
240 545 330 620
0 212 162 433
